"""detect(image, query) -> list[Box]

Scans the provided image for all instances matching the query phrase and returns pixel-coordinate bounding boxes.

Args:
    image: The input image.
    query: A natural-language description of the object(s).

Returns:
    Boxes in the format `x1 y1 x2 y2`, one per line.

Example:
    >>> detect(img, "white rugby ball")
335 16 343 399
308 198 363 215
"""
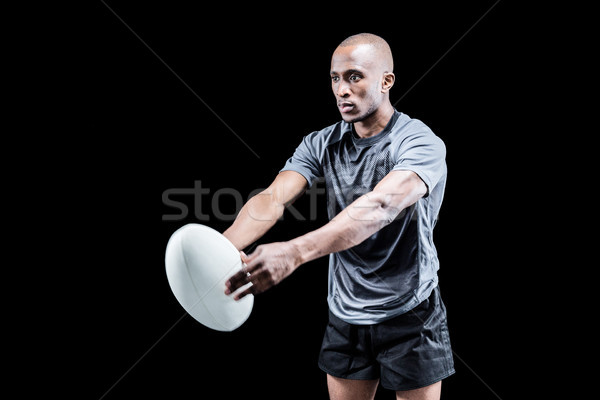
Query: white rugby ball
165 223 253 331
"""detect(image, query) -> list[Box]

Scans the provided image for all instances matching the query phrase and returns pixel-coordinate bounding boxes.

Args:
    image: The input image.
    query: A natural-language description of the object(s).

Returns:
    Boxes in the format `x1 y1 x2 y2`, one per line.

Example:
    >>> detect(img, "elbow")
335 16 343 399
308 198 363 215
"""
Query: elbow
246 190 285 222
371 186 425 225
376 203 402 227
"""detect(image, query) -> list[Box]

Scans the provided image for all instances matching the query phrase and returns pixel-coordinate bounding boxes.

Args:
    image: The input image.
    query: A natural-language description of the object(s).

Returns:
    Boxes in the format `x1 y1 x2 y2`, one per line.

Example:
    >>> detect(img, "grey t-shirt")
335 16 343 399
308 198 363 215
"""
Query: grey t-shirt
281 110 447 324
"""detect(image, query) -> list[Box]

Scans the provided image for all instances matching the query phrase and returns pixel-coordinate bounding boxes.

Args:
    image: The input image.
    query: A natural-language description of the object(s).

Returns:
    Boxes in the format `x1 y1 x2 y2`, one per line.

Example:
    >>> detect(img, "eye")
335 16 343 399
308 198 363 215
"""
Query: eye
331 75 340 83
350 74 362 82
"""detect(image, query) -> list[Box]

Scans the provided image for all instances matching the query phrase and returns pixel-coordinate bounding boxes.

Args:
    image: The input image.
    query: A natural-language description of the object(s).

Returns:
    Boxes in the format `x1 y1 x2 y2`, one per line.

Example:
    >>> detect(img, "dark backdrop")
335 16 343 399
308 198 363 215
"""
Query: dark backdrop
66 1 555 399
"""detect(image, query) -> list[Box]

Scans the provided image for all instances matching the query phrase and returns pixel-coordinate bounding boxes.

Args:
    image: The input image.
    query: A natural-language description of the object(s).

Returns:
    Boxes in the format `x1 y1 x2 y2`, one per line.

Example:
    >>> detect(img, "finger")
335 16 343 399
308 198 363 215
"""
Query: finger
232 266 269 300
234 281 258 301
225 257 259 294
224 268 251 294
234 267 277 300
225 250 264 295
243 251 263 272
225 267 247 293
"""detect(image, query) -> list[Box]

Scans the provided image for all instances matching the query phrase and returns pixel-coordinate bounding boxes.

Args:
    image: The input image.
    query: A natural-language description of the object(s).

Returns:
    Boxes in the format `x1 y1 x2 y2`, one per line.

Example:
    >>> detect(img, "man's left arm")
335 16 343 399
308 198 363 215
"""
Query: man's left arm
225 170 426 300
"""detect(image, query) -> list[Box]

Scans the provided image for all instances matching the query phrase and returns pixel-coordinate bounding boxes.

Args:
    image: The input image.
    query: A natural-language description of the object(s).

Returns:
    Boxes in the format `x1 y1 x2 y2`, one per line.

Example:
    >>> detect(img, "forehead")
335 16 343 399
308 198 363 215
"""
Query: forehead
330 44 378 73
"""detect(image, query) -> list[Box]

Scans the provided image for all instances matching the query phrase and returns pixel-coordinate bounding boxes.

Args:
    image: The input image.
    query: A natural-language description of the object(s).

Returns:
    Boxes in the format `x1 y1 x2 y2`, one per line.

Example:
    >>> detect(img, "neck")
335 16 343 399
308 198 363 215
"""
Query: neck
353 102 395 138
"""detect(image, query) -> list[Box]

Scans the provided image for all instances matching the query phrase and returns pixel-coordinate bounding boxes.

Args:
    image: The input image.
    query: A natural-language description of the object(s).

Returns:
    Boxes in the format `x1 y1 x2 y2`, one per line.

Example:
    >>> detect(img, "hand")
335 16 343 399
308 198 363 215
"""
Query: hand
224 242 302 301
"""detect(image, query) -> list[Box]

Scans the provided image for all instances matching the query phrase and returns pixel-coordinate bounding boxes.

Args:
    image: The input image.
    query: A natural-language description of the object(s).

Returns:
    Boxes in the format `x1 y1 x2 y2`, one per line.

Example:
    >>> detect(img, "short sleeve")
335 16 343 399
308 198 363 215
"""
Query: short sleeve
392 125 446 196
280 131 325 187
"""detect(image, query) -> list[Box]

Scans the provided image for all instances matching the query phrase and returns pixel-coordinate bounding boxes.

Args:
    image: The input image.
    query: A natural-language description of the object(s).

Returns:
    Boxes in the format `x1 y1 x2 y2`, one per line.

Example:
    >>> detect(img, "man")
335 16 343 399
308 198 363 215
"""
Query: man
223 33 454 400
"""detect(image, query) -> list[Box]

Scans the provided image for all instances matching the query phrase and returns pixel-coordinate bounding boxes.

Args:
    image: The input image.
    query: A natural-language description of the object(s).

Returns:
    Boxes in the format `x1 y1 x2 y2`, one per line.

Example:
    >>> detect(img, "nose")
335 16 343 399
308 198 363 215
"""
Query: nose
336 81 351 98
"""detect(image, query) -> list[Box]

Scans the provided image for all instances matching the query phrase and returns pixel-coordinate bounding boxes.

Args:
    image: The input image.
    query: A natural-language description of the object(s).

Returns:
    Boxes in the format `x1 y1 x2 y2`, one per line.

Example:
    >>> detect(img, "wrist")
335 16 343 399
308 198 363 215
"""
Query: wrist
287 238 307 268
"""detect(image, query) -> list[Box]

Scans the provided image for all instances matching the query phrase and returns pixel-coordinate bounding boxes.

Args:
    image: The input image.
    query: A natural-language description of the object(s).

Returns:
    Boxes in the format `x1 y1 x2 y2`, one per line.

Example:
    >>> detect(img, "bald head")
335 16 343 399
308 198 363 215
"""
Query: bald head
330 33 396 126
336 33 394 72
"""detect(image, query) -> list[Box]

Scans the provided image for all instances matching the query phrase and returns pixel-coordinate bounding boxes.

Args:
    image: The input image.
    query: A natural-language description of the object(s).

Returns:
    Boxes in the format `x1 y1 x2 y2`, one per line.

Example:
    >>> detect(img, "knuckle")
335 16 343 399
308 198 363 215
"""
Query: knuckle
265 273 275 286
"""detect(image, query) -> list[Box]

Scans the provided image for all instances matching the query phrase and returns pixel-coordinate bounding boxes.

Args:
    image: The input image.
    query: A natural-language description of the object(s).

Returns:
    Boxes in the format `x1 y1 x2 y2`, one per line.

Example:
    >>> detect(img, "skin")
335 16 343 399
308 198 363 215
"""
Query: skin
223 37 441 399
327 376 441 400
330 43 395 137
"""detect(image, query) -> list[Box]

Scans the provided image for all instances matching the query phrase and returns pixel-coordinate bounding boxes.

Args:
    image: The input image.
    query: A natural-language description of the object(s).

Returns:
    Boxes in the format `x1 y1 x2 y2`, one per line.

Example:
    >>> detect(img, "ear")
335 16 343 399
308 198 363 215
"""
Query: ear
381 72 395 93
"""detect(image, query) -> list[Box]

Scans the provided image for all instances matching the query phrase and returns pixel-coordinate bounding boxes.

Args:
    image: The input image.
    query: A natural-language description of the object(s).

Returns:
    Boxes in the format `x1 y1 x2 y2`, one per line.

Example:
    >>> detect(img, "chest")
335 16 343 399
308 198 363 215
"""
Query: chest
322 138 395 202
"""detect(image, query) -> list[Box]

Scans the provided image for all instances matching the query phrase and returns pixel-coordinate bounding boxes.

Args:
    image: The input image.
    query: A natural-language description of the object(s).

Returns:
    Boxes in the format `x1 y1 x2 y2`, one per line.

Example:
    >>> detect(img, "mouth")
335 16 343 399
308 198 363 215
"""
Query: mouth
338 101 355 113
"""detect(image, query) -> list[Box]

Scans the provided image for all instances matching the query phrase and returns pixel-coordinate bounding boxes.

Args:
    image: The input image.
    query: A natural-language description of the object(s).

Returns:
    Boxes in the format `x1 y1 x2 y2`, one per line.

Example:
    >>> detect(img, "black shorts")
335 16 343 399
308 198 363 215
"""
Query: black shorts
318 286 455 391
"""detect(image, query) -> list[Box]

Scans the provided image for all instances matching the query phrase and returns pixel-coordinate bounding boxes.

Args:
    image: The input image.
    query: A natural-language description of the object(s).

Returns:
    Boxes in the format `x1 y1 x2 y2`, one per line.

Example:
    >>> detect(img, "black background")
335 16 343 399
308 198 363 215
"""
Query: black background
46 1 568 399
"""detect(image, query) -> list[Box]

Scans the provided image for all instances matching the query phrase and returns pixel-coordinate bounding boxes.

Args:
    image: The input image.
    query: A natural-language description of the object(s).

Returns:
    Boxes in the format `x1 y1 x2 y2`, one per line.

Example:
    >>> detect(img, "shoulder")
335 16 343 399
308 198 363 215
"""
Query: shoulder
298 120 349 155
391 113 445 150
304 120 349 145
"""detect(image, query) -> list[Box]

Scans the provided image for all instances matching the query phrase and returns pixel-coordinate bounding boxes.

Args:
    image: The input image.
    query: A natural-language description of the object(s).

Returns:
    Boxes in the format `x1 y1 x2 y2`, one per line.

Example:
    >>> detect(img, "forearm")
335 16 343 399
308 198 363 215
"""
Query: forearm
289 172 426 265
288 193 391 264
225 171 427 300
223 190 284 250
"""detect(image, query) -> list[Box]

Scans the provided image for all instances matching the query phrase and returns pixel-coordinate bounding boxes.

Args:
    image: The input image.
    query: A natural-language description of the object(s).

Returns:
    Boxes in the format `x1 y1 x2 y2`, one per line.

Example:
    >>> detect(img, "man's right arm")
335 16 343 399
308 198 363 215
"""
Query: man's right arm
222 171 308 251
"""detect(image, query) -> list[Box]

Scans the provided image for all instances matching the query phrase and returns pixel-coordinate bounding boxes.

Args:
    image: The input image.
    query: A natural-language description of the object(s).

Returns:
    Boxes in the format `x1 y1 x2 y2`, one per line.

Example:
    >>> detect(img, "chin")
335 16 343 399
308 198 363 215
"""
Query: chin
340 114 354 123
341 112 367 124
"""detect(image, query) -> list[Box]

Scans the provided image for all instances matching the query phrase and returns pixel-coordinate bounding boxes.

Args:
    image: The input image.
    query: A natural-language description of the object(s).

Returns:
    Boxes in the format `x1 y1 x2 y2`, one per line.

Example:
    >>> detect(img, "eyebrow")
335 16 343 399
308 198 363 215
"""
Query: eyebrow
330 68 365 76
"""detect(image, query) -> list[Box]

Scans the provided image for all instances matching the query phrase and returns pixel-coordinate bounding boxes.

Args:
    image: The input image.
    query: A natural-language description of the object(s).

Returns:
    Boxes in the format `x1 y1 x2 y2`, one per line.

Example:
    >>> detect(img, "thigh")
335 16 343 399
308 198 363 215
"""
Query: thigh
395 381 441 400
318 311 379 380
374 286 455 391
327 374 379 400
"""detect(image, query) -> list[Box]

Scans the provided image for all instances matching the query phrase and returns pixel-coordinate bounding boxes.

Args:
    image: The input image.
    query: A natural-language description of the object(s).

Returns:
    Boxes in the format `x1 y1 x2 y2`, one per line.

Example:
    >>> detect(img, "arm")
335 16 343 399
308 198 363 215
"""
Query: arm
226 170 427 299
291 170 426 263
222 170 308 250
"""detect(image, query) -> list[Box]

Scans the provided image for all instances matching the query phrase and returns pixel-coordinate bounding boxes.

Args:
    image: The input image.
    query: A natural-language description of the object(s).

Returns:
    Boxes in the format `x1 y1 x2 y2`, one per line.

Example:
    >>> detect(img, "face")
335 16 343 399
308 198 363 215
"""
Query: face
330 45 388 123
